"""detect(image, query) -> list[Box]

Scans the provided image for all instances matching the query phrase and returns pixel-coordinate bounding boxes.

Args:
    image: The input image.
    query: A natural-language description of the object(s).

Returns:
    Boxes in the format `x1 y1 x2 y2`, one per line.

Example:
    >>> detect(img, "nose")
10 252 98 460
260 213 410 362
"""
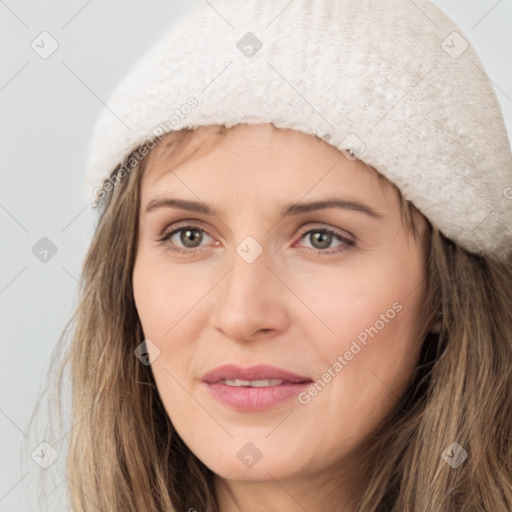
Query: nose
209 246 290 342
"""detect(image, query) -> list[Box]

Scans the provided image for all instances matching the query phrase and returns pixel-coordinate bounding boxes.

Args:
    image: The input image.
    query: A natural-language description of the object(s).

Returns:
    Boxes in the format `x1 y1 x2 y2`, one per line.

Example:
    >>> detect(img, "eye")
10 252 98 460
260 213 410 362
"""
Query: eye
296 226 355 255
159 224 214 255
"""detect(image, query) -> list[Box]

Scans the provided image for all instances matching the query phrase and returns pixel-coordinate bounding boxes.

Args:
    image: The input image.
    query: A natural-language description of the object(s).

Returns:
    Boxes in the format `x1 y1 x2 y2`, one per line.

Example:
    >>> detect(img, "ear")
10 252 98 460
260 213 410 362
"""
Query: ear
430 317 442 334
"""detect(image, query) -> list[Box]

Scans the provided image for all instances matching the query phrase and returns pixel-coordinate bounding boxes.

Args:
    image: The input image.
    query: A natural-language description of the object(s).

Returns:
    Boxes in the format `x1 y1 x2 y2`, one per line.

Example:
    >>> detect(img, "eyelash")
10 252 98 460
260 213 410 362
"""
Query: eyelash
158 223 356 256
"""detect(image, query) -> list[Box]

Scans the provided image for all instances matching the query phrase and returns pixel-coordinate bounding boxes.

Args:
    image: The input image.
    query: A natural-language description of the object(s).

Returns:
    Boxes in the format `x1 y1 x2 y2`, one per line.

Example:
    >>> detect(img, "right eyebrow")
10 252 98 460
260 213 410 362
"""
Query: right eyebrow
145 198 217 215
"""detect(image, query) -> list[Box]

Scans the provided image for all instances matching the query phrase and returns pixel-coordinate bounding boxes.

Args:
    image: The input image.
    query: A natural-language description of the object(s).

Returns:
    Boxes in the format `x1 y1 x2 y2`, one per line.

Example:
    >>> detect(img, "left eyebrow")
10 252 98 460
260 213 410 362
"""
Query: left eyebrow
281 198 384 219
144 197 384 220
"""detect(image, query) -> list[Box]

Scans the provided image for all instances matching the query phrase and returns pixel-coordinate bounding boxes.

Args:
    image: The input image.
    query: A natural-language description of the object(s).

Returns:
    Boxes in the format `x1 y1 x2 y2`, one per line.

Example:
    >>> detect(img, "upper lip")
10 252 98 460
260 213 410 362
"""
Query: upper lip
202 364 313 384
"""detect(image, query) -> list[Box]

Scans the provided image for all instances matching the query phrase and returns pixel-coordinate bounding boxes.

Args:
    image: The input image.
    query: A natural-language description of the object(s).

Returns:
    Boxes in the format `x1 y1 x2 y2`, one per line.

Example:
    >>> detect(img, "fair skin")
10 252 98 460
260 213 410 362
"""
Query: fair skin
132 123 432 512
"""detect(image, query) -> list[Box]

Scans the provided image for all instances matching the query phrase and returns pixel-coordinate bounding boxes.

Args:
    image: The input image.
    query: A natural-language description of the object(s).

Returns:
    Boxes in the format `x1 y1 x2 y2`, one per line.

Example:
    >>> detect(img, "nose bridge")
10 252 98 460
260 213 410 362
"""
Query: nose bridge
225 238 272 304
210 238 286 339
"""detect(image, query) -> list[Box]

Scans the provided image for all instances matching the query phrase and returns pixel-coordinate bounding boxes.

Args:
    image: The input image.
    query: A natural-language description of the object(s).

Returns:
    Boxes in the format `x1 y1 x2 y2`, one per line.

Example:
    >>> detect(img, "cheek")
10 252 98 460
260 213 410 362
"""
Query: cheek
132 253 207 337
132 254 210 401
298 249 426 429
289 254 418 347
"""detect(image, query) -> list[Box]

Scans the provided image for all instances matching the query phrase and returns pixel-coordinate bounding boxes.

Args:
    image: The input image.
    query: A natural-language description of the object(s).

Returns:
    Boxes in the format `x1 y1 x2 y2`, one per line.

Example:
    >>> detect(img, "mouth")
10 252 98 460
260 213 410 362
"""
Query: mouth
201 364 313 411
201 363 313 385
217 378 302 387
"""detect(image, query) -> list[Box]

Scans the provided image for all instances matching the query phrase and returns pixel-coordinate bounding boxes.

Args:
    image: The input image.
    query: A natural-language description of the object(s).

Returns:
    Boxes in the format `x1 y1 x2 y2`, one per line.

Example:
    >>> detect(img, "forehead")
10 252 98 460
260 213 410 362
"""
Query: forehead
140 124 398 209
136 125 432 246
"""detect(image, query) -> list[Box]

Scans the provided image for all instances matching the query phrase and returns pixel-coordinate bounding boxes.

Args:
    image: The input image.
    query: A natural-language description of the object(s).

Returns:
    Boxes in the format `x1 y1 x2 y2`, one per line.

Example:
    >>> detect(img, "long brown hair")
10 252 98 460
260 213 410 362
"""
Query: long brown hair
31 124 512 511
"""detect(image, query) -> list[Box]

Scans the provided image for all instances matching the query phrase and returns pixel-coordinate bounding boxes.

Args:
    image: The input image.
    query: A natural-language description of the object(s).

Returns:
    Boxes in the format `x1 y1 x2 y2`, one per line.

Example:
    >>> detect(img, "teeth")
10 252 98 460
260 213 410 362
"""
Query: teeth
221 378 285 387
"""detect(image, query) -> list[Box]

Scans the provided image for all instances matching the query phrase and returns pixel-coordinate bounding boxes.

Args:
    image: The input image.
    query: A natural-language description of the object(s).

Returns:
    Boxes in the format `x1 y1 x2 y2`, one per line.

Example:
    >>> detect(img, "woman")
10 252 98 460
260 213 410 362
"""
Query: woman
38 0 512 510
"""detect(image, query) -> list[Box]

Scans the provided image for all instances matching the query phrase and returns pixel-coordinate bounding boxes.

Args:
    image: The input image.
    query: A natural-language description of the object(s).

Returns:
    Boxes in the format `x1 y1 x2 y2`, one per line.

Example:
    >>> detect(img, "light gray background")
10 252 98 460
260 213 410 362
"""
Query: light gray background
1 1 511 510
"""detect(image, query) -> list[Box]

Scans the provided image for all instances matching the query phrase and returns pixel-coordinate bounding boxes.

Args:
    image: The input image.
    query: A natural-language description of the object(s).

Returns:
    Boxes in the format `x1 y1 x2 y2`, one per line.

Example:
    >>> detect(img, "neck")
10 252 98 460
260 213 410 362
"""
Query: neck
214 462 360 512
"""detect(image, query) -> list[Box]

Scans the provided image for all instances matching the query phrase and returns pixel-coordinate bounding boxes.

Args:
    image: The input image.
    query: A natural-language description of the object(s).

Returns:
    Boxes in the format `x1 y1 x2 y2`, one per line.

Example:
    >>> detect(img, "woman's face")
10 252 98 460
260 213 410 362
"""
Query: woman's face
132 124 430 499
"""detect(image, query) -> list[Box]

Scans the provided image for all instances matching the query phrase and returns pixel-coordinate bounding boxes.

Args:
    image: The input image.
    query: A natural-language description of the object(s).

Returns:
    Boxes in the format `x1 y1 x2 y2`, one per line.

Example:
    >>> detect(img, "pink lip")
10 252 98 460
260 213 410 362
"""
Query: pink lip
201 364 313 411
201 364 312 384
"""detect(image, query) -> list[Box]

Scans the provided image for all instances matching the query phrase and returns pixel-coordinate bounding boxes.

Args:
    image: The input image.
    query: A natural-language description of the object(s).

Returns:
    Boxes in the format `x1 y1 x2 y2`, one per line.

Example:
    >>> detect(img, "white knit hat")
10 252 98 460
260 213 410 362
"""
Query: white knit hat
84 0 512 260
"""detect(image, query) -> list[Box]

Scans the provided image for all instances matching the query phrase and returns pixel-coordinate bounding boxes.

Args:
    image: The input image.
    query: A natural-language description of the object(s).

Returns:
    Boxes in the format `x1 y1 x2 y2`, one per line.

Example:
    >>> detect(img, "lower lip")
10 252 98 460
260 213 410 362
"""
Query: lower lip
203 381 312 411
